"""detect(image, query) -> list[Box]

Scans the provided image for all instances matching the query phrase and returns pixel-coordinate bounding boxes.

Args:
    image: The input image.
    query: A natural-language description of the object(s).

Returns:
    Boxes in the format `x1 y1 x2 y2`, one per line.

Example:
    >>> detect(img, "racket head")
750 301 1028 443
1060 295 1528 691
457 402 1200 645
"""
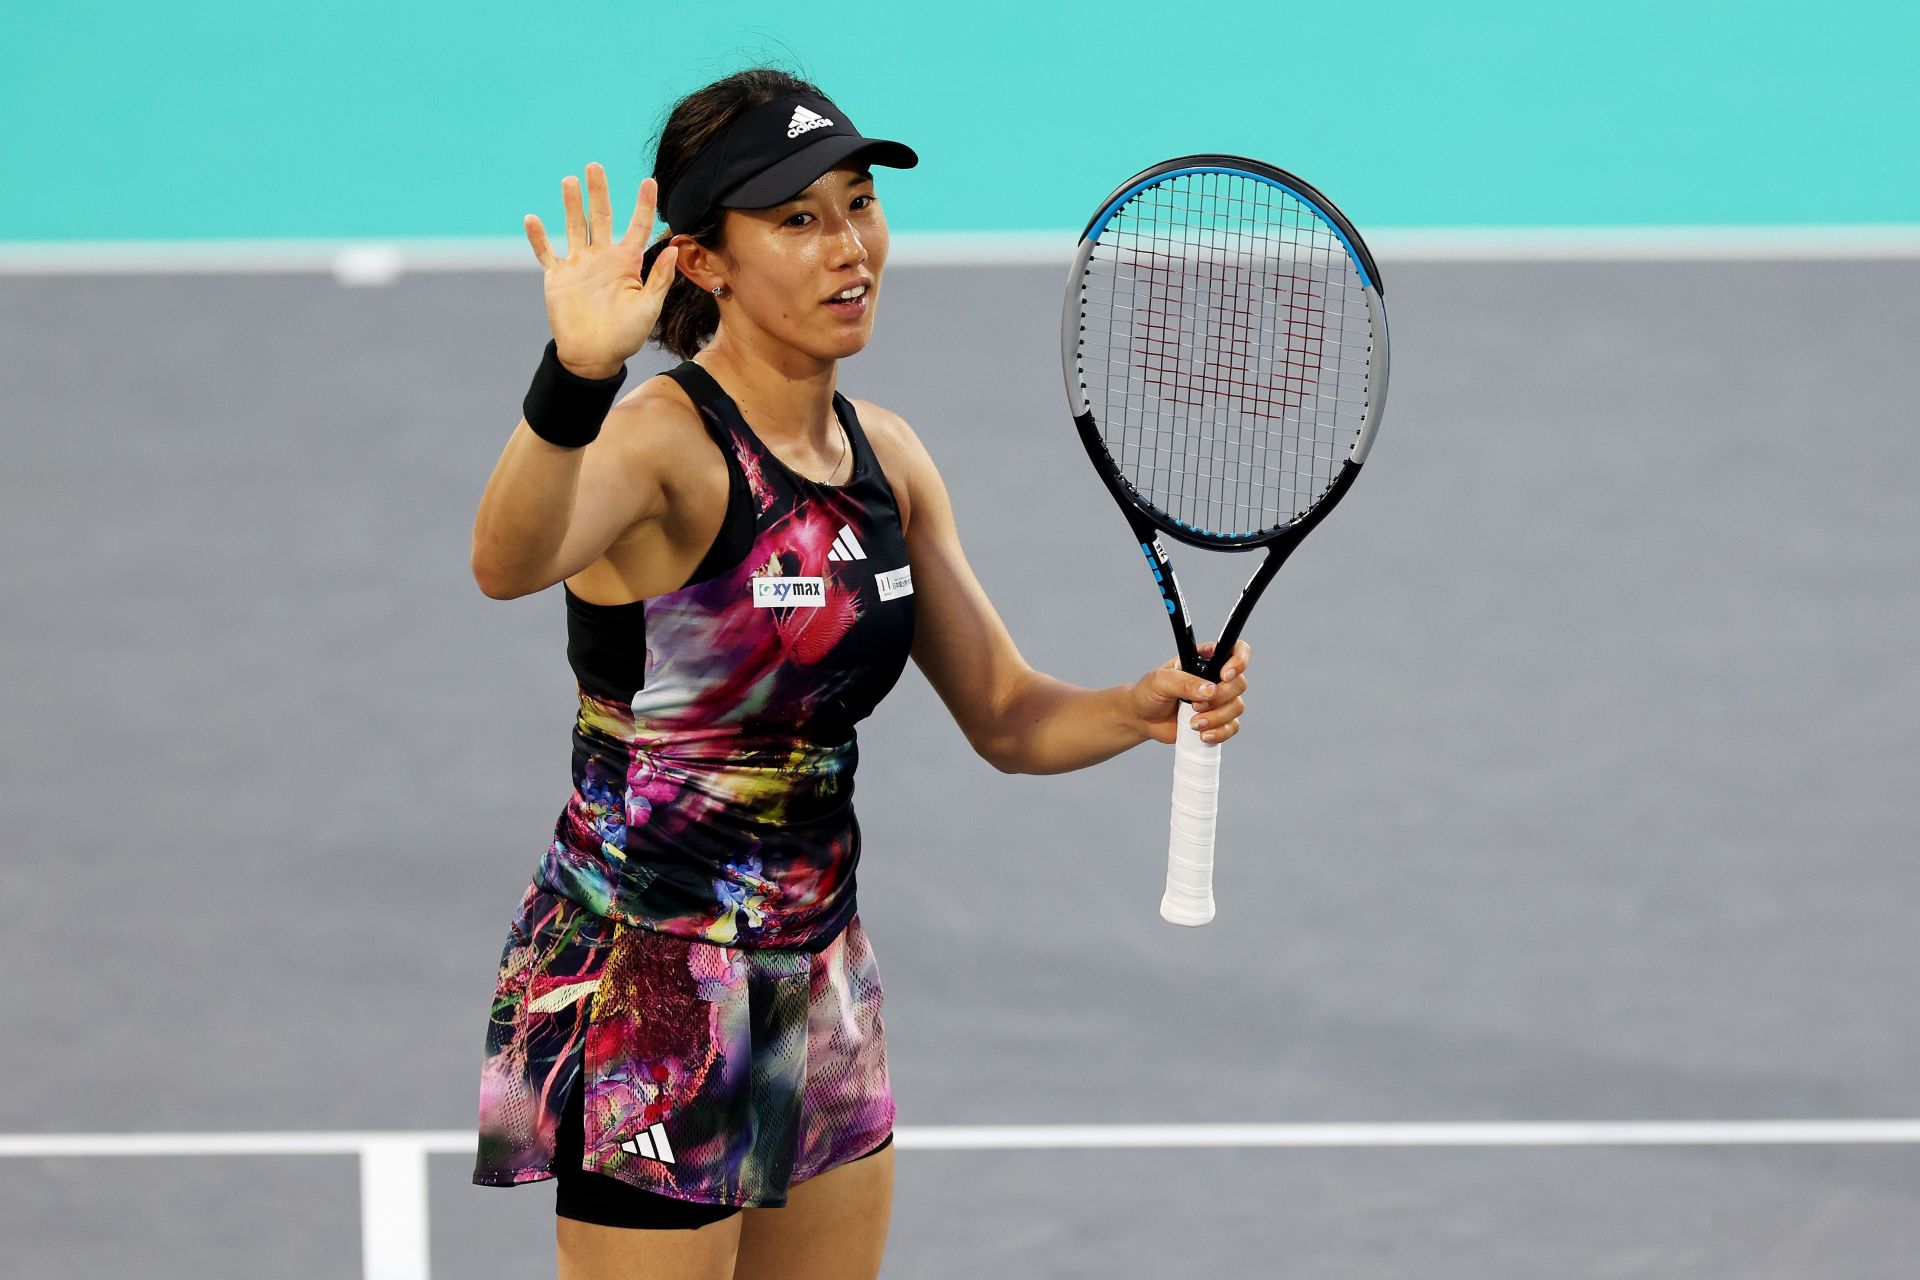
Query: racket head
1061 155 1390 551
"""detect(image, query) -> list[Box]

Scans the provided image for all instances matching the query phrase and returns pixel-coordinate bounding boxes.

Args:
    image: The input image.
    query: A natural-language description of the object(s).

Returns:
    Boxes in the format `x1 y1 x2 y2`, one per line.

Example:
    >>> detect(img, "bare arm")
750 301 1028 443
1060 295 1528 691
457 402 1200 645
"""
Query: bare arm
472 163 684 599
885 409 1251 775
469 391 673 599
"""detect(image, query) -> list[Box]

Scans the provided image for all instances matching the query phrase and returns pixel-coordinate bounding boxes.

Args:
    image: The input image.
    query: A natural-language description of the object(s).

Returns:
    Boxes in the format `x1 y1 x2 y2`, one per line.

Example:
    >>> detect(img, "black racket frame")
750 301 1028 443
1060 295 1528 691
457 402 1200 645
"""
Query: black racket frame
1063 153 1389 685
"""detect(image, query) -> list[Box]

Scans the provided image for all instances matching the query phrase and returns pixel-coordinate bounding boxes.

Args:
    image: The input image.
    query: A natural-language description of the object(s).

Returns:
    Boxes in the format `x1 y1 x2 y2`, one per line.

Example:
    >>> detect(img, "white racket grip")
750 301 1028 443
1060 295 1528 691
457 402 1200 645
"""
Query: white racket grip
1161 711 1221 926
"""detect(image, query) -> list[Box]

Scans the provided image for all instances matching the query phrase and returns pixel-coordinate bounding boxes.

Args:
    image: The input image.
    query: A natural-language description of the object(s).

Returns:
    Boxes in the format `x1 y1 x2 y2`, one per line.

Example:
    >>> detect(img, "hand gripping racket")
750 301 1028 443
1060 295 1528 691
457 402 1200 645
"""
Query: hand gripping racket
1060 155 1390 926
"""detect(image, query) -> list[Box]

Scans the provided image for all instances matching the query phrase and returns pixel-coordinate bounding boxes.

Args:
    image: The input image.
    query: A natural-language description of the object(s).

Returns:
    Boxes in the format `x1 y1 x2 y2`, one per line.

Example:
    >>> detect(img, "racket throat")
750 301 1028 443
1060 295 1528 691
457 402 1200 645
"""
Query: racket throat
1137 533 1202 676
1202 551 1289 681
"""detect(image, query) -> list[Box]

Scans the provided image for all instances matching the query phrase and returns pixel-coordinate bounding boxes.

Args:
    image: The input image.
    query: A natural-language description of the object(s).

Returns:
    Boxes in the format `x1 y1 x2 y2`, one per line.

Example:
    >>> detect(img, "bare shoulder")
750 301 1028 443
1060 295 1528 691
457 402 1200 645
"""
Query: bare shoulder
597 369 722 497
605 369 706 447
845 396 937 536
844 395 924 463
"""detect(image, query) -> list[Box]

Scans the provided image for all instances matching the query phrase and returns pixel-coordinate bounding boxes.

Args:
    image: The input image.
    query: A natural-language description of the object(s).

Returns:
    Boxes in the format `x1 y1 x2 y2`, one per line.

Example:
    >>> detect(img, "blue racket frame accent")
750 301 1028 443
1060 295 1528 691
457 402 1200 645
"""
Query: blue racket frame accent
1082 164 1378 293
1076 154 1384 292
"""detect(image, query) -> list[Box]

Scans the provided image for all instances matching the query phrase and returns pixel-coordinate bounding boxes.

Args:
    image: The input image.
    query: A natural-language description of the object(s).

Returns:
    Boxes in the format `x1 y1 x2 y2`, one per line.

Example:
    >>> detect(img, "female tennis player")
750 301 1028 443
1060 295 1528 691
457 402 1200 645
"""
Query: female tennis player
467 68 1253 1280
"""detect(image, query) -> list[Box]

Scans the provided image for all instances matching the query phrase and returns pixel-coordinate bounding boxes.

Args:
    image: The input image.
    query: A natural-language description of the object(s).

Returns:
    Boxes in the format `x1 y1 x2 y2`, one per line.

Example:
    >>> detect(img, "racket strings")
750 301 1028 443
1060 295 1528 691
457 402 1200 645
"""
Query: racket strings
1077 170 1375 538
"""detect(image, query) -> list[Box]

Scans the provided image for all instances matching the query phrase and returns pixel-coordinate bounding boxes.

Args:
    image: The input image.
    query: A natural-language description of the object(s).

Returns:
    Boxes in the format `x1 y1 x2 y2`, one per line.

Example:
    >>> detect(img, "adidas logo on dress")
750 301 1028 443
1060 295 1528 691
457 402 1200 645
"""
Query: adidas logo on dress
826 524 867 562
618 1122 676 1164
787 105 833 139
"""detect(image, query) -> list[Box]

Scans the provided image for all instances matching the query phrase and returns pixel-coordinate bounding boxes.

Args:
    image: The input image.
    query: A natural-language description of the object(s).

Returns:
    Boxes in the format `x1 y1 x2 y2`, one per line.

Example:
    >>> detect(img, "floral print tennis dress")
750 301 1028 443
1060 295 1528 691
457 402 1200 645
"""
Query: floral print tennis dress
472 358 916 1207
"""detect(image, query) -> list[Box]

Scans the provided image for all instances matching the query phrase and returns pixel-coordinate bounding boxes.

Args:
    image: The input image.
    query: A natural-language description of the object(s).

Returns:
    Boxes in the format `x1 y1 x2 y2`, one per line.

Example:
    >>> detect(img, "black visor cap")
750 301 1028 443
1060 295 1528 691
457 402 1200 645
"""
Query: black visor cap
659 93 918 233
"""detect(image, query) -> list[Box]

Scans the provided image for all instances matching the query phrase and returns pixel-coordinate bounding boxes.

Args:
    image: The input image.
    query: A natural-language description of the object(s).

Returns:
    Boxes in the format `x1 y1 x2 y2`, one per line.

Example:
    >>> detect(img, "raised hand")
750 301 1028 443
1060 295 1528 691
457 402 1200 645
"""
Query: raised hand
523 163 679 379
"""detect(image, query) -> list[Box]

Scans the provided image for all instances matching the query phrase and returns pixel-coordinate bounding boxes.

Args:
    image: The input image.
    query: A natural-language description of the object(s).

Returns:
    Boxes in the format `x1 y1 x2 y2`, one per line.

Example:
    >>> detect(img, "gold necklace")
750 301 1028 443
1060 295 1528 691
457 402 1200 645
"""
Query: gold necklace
733 386 849 483
826 418 849 483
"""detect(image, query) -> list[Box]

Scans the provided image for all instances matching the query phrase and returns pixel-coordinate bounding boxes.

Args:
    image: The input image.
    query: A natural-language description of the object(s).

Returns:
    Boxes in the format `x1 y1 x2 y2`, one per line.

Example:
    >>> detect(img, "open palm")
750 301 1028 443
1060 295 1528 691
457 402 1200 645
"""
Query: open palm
524 162 680 378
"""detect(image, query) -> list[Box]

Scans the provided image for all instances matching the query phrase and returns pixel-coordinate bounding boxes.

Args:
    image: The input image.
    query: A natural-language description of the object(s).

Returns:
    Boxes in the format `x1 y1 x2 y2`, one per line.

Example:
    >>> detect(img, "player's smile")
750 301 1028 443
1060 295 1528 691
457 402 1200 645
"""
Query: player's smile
822 276 872 320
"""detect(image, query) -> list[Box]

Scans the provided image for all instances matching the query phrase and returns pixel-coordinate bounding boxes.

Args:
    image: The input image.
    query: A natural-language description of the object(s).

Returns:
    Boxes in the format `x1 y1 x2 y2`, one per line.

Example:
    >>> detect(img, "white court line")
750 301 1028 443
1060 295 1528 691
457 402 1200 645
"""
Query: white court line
360 1138 430 1280
8 1119 1920 1158
1370 224 1920 262
8 1123 1920 1280
2 225 1920 279
0 233 1077 276
895 1120 1920 1148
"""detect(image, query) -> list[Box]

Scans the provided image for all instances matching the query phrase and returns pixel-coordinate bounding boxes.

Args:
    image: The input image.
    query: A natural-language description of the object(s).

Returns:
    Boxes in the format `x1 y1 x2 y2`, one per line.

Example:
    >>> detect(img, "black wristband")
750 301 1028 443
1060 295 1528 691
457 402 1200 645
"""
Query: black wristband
523 339 628 448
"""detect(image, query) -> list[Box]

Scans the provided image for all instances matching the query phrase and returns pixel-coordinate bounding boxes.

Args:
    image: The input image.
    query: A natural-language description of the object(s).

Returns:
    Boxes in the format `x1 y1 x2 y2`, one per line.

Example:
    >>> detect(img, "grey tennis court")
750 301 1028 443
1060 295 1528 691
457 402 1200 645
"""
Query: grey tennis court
3 248 1917 1277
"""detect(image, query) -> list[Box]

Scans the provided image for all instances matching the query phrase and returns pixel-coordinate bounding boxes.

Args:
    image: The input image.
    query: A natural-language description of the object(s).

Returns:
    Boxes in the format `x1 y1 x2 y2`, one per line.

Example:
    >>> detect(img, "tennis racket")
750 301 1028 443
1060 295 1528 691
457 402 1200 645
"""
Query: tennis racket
1060 155 1390 926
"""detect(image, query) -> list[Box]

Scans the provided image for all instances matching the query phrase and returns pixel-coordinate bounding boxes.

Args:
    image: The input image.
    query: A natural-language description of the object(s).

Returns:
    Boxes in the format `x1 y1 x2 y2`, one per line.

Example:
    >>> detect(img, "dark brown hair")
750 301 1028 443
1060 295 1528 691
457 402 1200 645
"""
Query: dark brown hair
641 68 828 360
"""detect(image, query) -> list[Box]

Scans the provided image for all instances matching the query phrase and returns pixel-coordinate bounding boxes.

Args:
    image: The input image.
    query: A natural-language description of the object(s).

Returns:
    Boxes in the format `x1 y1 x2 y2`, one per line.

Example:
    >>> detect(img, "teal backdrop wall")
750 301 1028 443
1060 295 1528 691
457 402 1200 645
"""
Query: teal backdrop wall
4 0 1915 244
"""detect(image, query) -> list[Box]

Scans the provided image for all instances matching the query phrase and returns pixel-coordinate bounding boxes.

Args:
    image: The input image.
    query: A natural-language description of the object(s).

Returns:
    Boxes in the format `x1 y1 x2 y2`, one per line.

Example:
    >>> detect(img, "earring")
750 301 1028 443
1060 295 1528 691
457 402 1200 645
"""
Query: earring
711 285 725 298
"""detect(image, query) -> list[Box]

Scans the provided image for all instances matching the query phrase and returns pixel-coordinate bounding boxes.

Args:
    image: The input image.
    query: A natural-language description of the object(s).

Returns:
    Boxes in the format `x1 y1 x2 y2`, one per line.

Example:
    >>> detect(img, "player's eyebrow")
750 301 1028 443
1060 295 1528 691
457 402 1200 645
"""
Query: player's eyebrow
776 170 875 209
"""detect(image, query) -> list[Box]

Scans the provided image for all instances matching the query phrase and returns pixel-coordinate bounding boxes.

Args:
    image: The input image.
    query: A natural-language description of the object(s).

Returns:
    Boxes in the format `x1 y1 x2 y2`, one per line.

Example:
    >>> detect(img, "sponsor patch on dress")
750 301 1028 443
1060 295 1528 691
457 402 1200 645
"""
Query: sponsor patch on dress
751 576 824 608
875 565 913 601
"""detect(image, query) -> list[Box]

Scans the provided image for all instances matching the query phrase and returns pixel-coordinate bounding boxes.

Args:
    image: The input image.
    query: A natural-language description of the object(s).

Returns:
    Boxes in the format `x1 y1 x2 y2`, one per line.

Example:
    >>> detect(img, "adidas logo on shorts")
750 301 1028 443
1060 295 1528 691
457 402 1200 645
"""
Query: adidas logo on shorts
618 1122 676 1164
787 105 834 139
826 523 867 562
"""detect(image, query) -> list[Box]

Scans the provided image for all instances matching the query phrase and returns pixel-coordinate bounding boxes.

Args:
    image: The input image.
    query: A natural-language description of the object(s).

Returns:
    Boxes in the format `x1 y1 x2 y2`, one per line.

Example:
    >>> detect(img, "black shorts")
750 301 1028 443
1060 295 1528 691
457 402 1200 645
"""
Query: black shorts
553 1067 894 1229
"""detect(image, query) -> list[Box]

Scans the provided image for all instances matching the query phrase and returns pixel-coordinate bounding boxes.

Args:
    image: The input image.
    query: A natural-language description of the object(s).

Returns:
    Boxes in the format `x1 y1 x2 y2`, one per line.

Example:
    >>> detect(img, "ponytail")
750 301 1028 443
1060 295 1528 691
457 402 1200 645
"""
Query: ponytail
642 229 722 361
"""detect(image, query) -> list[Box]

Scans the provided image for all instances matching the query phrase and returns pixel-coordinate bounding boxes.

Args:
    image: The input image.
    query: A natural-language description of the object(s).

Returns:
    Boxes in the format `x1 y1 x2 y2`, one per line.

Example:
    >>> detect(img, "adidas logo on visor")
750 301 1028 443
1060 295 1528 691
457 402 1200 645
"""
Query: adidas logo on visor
787 105 834 139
